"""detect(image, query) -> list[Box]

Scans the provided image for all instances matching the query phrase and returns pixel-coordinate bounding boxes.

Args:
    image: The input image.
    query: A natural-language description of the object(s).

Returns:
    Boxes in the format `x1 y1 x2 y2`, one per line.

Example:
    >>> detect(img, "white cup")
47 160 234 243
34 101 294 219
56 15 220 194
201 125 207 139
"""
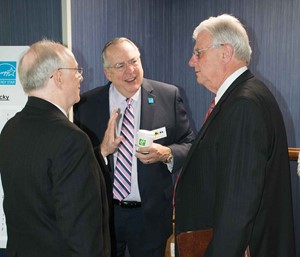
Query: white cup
136 130 154 147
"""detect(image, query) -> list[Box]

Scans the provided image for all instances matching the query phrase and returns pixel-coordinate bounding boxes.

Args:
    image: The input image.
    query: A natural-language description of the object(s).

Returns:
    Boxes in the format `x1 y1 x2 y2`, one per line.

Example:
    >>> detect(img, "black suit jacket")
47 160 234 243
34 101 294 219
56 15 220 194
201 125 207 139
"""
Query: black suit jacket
74 78 195 248
0 97 110 257
175 70 296 257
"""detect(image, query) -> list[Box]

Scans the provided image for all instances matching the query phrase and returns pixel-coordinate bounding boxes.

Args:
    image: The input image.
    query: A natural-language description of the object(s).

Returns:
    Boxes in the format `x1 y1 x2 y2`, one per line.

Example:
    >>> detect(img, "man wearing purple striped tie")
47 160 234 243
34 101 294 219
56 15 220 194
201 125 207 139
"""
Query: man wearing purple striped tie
74 37 195 257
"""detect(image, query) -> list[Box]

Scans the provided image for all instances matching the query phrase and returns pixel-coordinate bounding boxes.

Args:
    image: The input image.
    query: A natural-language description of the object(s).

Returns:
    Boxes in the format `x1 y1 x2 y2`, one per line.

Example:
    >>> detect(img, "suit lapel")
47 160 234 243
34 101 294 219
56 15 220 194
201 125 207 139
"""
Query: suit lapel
180 70 254 176
140 79 155 129
96 83 110 125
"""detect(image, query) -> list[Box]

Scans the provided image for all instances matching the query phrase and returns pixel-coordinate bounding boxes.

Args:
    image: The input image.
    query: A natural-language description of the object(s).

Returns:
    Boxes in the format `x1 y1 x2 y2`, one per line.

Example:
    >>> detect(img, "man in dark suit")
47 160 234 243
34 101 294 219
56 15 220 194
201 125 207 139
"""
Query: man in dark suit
0 40 110 257
74 37 195 257
175 14 296 257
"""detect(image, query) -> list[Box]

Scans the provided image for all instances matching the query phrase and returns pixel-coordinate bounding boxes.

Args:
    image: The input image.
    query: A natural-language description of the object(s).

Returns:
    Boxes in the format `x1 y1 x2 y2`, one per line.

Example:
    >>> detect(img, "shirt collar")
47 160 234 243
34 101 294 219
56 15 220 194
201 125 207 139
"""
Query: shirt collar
215 66 248 104
47 100 67 116
110 84 141 107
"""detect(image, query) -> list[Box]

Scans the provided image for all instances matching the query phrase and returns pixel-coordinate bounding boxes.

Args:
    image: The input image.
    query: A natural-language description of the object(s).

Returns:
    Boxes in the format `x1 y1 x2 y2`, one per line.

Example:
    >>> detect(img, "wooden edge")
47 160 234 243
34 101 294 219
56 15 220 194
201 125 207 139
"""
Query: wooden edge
289 147 300 161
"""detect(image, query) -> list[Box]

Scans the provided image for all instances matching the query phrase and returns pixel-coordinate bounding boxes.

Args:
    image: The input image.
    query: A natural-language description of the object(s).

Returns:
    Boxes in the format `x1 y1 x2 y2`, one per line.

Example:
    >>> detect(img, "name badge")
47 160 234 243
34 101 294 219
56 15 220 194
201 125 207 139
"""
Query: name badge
152 126 167 140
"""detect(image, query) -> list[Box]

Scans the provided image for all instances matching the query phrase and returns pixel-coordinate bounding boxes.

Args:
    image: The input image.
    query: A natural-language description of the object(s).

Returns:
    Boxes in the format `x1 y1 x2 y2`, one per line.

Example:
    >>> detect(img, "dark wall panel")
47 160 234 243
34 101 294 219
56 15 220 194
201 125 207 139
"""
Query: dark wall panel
0 0 62 45
71 0 172 93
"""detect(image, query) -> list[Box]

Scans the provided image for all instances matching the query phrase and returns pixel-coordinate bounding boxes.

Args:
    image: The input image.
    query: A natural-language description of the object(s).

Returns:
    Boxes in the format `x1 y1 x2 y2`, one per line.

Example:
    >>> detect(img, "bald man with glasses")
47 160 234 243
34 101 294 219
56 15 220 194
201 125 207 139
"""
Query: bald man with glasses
74 37 195 257
0 39 110 257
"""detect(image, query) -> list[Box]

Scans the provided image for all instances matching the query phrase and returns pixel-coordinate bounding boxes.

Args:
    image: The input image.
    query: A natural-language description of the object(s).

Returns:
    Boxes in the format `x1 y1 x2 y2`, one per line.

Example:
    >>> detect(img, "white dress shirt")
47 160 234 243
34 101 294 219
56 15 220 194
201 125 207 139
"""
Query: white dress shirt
215 66 248 105
109 84 142 201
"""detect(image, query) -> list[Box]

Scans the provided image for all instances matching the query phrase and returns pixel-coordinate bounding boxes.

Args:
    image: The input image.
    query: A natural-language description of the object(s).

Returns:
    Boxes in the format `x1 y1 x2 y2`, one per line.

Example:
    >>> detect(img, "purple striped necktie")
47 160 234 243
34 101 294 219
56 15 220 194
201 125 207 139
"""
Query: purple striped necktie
113 98 134 200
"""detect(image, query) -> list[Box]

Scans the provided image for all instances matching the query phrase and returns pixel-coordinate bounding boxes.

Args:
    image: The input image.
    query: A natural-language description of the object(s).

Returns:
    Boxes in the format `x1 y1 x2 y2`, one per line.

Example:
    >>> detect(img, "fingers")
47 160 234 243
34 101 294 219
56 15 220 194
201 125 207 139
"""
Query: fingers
136 154 151 164
136 146 150 155
135 145 155 164
100 109 122 157
114 136 123 146
107 109 119 134
135 143 170 164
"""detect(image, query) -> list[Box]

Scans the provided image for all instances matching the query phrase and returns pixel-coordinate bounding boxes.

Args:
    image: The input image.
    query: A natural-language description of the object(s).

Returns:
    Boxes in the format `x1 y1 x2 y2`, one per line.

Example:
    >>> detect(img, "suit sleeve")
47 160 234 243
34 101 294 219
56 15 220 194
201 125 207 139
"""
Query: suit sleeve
169 88 195 171
208 99 268 257
50 130 109 257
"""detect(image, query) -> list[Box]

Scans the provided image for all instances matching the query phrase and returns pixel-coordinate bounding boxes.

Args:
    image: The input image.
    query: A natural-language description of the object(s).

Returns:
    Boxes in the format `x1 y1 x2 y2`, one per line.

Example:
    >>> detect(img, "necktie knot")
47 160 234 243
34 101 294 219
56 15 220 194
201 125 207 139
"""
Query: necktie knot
126 98 133 107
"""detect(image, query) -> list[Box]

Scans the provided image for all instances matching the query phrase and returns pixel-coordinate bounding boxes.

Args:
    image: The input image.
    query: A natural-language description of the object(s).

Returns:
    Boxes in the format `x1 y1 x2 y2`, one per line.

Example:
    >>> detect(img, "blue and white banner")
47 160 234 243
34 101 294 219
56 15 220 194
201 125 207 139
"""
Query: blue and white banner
0 61 17 86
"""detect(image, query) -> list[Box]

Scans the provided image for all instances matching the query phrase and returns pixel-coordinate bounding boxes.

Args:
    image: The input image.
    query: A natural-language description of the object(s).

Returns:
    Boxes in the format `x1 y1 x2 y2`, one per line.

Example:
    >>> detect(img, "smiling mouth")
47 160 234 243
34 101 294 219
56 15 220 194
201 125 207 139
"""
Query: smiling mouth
125 77 136 82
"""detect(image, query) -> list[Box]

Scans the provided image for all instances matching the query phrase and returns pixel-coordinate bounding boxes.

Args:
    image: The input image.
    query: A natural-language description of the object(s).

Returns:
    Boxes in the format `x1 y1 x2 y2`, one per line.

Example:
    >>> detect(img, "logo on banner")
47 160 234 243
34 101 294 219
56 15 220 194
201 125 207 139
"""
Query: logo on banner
0 62 17 86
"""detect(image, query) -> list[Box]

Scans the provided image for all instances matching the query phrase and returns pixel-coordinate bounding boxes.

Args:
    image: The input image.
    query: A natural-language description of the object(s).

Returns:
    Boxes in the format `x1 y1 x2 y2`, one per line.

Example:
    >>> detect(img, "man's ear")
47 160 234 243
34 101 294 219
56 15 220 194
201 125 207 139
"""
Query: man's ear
52 70 64 88
221 44 234 63
103 68 112 81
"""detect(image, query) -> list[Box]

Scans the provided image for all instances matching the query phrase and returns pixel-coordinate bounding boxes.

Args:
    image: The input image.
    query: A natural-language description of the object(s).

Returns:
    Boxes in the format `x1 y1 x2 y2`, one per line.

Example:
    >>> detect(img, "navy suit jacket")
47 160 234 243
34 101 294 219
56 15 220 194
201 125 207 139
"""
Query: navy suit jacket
175 70 296 257
74 78 195 247
0 97 110 257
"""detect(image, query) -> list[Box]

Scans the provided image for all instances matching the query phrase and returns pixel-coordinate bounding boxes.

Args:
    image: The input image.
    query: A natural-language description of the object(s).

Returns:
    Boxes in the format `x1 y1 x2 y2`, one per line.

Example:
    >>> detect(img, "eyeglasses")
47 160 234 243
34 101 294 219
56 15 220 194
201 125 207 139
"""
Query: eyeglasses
50 67 83 79
108 56 140 72
192 44 224 59
58 67 84 75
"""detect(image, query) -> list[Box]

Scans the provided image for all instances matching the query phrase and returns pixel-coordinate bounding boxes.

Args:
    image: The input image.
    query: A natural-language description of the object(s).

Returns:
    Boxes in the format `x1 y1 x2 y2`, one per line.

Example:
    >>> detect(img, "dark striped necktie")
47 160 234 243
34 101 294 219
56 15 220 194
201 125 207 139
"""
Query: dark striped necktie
113 98 135 200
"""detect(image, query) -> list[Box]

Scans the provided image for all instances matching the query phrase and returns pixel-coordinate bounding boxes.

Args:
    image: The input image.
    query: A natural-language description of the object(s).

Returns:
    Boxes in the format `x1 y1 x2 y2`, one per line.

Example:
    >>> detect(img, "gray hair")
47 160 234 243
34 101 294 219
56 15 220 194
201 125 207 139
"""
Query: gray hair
193 14 252 64
101 37 140 68
18 39 66 93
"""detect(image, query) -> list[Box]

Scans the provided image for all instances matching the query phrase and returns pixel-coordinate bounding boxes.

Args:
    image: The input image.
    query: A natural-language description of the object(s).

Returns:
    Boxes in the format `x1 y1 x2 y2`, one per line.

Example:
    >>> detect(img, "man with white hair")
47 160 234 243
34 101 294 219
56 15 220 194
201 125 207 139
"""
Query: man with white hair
175 14 295 257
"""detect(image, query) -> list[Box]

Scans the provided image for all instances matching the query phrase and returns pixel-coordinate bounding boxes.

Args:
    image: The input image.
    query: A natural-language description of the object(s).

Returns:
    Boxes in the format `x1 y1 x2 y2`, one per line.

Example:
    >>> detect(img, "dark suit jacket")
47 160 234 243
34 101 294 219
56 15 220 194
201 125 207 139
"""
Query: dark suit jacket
74 78 195 248
175 70 296 257
0 97 110 257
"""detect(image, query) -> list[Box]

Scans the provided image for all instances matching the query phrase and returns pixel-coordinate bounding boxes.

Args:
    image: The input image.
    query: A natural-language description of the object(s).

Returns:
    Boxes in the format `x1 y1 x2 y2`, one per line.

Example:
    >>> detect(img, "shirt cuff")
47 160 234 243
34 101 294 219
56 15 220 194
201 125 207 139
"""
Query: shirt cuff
166 159 174 172
101 153 108 165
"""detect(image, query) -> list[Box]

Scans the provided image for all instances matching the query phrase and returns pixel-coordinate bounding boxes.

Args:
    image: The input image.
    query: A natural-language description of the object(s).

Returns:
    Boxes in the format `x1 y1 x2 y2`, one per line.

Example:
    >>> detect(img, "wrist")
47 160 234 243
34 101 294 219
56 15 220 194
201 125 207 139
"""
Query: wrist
100 145 108 158
164 148 173 164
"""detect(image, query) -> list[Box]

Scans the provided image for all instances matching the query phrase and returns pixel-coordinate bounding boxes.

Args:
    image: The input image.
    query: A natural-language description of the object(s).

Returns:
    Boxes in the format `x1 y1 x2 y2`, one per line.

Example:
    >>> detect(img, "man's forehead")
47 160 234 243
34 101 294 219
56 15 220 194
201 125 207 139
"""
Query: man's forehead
195 31 212 46
107 48 139 63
